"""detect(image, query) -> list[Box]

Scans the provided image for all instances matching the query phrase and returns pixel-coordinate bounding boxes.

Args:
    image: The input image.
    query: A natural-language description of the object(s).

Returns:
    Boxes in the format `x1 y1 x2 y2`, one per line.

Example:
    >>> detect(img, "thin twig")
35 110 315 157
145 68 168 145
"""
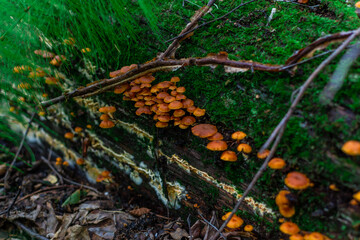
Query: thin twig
15 185 77 204
260 27 360 153
210 126 285 240
44 150 64 185
185 0 215 18
13 220 49 240
204 211 216 240
187 214 193 240
3 112 36 190
0 187 22 216
160 0 218 59
41 156 101 195
165 0 258 43
198 211 226 240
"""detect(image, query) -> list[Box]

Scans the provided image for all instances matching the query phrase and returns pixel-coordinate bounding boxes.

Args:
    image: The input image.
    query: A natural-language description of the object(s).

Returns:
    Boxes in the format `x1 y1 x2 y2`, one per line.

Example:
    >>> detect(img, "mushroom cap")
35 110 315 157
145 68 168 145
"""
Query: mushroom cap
268 158 286 169
130 85 141 93
290 234 304 240
157 81 172 89
181 116 196 125
114 83 130 94
158 115 171 122
171 76 180 83
99 106 116 113
176 86 186 93
207 132 224 141
187 106 197 113
176 94 186 101
237 143 252 154
182 99 194 108
220 151 237 162
257 149 270 159
140 83 151 88
169 85 177 90
179 124 189 129
173 109 186 117
222 212 243 229
285 172 310 190
231 131 247 140
304 232 324 240
134 101 145 108
74 127 83 133
99 120 115 128
244 225 253 232
279 222 300 235
170 90 178 96
145 100 155 106
207 140 228 151
158 103 170 113
136 106 152 115
64 132 74 139
279 204 295 218
341 140 360 156
156 121 168 128
356 1 360 8
138 75 155 84
353 191 360 202
169 101 183 110
76 158 85 165
275 190 291 206
164 96 176 103
157 92 170 99
193 108 206 117
191 124 217 138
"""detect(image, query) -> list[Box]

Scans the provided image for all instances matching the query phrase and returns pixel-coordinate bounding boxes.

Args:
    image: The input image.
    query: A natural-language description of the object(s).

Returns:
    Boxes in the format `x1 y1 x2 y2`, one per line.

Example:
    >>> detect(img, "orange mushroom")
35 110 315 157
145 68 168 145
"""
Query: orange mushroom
191 124 217 138
268 158 286 169
74 127 83 133
207 141 228 151
156 121 168 128
207 132 223 141
290 234 304 240
285 172 310 190
341 140 360 156
222 212 244 229
193 108 206 117
64 132 74 139
237 143 252 154
76 158 85 165
220 151 237 162
181 116 196 126
353 191 360 202
244 225 253 232
279 222 300 235
99 120 115 128
168 101 183 110
257 149 270 159
304 232 324 240
231 131 246 141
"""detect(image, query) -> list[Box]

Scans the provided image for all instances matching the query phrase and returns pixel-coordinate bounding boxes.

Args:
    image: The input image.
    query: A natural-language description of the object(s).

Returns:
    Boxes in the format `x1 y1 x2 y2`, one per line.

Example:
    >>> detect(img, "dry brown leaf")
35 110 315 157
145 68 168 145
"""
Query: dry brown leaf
129 207 151 217
170 228 189 240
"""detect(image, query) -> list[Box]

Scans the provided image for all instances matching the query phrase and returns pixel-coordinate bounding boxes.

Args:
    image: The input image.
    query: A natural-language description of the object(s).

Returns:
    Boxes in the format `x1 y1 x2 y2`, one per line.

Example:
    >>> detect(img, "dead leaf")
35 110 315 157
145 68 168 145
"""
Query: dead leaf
43 174 58 184
129 207 151 217
170 228 189 240
66 225 90 240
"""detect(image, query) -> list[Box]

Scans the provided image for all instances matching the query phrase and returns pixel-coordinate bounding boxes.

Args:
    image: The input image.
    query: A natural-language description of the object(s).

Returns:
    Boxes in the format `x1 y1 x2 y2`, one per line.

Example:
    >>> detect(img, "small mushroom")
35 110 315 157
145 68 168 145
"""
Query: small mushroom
99 120 115 128
231 131 247 141
244 225 253 232
341 140 360 156
220 151 237 162
285 172 310 190
207 141 228 151
237 143 252 154
221 212 243 229
279 222 300 235
64 132 74 139
268 158 286 169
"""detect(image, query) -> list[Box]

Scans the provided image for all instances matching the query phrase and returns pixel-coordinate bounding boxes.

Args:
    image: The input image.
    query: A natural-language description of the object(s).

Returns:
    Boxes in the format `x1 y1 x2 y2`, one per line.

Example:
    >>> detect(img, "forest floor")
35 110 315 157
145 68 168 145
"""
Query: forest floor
0 137 258 240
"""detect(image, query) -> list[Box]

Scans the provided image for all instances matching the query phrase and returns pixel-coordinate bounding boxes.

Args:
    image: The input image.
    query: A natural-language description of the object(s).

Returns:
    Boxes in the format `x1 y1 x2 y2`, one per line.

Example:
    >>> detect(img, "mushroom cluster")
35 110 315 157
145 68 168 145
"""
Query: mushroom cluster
280 222 330 240
98 106 116 128
110 72 206 129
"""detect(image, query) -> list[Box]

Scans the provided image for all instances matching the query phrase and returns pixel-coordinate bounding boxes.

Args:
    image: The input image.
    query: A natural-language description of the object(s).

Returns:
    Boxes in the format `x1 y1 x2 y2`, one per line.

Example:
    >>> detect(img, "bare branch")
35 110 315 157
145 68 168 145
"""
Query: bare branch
3 112 36 190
